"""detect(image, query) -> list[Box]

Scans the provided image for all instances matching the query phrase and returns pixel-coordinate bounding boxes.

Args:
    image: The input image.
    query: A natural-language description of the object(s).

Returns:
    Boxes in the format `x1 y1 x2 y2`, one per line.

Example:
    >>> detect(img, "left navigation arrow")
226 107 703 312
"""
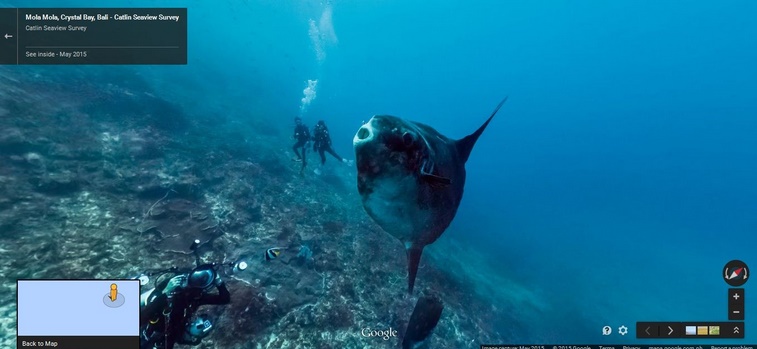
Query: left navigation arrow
4 34 12 39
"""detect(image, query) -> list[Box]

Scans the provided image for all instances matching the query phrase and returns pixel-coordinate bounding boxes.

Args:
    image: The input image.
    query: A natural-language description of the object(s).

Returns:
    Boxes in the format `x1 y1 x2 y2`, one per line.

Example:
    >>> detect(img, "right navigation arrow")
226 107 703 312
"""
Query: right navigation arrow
668 326 674 336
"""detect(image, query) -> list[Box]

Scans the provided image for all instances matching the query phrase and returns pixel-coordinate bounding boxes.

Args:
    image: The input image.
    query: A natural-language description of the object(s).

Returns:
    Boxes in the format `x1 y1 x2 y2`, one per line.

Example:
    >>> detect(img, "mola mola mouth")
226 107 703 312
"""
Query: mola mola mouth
352 97 508 293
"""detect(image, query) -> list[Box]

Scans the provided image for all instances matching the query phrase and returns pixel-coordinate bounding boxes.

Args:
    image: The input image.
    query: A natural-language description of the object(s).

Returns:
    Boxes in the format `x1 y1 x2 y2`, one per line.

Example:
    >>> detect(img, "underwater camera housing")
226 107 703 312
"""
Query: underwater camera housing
134 238 249 301
232 260 248 273
187 265 216 290
182 314 214 343
189 239 201 252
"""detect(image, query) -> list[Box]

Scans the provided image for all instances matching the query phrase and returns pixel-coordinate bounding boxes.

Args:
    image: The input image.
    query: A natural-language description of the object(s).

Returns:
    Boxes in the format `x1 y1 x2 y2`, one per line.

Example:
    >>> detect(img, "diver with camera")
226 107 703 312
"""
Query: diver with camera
135 239 248 349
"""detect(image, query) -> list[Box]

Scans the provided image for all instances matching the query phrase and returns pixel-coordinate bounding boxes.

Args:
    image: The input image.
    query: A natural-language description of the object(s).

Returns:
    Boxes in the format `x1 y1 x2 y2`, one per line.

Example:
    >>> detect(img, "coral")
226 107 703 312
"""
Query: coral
321 220 345 234
325 303 354 329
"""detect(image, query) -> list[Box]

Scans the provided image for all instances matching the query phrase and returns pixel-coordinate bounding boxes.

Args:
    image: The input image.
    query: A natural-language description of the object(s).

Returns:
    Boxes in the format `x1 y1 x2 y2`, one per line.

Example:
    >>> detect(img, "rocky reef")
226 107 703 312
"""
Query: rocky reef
0 66 517 348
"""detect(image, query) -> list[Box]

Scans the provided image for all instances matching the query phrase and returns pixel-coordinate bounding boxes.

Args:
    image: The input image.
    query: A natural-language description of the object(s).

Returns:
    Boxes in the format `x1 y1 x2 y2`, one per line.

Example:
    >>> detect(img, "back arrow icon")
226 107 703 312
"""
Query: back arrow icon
4 34 12 39
668 326 674 335
645 327 651 335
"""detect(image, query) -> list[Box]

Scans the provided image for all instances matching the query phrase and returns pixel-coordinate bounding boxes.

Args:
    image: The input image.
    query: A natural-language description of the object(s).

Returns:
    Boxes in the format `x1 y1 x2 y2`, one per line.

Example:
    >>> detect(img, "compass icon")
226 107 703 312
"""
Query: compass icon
723 260 749 286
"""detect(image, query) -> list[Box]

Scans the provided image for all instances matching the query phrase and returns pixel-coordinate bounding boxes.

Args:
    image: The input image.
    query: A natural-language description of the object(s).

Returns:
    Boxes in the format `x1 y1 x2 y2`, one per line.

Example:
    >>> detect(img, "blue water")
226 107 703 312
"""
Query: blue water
9 0 757 344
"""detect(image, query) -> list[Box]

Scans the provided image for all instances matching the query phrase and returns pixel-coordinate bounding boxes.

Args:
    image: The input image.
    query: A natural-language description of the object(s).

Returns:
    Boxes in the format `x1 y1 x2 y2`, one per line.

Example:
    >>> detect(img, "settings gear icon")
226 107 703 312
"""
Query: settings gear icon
618 325 628 336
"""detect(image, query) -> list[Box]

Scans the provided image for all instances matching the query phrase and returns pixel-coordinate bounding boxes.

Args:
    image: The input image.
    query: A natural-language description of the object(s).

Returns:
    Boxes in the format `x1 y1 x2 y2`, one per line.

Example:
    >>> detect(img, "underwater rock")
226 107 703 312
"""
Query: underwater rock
100 161 122 179
325 302 354 329
23 152 43 163
0 198 11 212
225 286 282 336
314 250 342 272
133 176 202 201
171 181 202 201
337 278 357 300
129 140 164 159
277 222 296 241
31 171 81 195
258 154 288 175
245 204 263 223
135 184 171 199
147 100 188 131
47 144 74 159
217 132 253 159
0 128 44 154
8 153 43 170
321 220 345 234
204 171 226 186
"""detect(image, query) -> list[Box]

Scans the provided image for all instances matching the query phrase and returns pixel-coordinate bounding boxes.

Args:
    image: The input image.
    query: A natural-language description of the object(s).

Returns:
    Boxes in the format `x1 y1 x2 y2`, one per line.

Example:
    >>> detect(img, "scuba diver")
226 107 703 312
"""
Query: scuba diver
312 120 353 175
292 116 311 174
139 265 230 349
137 241 246 349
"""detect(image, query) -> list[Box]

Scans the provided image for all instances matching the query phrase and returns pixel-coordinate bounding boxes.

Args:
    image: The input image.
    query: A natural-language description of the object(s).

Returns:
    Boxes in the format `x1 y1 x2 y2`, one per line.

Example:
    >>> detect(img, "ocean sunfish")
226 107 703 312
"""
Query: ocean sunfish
403 293 444 349
353 97 508 293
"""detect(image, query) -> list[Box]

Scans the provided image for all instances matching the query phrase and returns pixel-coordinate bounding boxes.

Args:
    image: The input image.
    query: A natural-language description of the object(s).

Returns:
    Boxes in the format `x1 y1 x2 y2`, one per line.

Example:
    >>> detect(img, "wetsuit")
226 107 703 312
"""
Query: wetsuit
313 122 345 164
292 123 311 162
140 283 230 349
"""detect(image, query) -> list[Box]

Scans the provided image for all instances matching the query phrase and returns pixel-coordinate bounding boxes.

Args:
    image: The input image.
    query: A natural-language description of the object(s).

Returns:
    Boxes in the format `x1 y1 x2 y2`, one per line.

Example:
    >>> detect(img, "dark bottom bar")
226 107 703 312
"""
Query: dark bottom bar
480 344 757 349
18 336 138 349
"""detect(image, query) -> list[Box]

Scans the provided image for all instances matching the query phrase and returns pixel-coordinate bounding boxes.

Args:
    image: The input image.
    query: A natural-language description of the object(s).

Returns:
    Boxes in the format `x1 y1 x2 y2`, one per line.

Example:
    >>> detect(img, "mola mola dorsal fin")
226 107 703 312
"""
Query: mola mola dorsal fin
456 96 508 163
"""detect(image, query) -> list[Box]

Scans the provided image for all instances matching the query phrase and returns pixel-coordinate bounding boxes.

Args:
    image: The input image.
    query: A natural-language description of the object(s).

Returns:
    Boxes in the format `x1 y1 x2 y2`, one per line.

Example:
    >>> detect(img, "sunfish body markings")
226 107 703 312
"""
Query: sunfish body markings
353 97 508 293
